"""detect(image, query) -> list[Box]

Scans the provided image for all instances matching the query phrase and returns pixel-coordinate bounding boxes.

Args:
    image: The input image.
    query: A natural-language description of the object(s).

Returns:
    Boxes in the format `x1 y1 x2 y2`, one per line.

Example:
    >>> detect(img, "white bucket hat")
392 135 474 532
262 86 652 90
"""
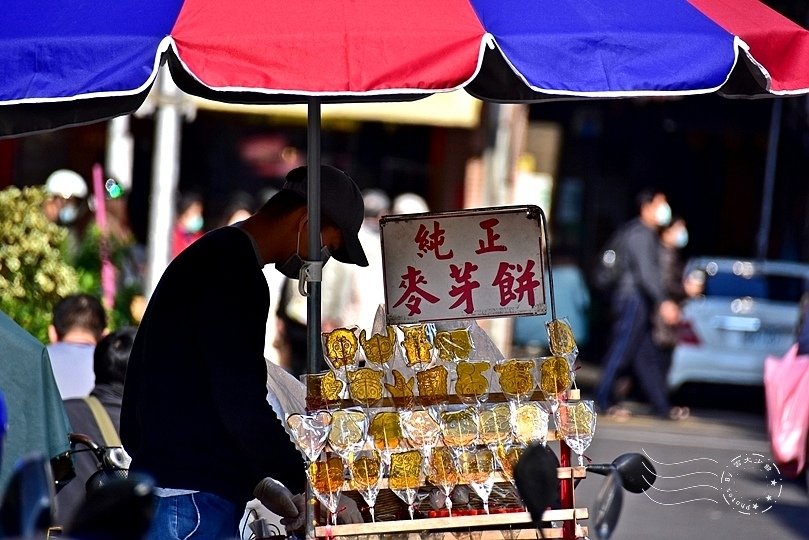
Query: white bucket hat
45 169 87 199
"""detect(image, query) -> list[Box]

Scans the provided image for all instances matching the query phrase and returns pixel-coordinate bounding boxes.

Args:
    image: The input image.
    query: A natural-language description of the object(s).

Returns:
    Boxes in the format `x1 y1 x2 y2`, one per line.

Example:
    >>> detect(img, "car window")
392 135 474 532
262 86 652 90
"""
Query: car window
703 272 805 302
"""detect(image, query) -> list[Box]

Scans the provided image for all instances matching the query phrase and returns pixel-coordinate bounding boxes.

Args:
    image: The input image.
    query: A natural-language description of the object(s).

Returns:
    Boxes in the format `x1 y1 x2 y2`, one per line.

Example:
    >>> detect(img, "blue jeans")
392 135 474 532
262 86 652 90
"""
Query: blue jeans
147 492 243 540
595 292 671 416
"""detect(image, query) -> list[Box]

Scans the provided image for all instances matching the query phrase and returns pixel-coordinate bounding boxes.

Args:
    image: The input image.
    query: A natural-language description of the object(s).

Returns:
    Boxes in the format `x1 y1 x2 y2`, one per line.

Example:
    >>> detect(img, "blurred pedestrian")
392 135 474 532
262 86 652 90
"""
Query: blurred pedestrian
593 189 681 420
47 294 107 399
121 165 368 538
55 326 136 527
43 168 91 258
391 192 429 215
347 188 391 330
171 191 205 258
274 275 314 379
652 216 690 354
216 191 257 228
652 215 693 419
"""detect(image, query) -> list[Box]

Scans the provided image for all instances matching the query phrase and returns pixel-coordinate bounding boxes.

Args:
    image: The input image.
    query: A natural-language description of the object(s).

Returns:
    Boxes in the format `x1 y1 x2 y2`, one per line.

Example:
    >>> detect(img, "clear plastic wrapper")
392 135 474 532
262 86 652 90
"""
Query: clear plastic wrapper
327 407 368 460
285 410 333 463
434 326 474 362
359 325 397 367
454 360 490 404
398 324 435 370
347 366 385 407
494 358 537 404
321 326 360 371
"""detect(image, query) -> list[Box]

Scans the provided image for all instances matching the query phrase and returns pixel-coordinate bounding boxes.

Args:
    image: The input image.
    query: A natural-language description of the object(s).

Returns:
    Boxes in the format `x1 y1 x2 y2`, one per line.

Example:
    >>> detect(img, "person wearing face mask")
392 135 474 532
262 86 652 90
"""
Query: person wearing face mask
594 189 683 421
121 165 368 539
43 168 91 259
651 216 697 420
171 191 206 258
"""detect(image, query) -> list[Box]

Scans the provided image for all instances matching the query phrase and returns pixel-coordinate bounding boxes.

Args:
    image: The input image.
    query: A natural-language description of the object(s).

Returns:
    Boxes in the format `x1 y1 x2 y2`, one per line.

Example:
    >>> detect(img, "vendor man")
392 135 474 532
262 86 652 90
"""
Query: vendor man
121 165 368 538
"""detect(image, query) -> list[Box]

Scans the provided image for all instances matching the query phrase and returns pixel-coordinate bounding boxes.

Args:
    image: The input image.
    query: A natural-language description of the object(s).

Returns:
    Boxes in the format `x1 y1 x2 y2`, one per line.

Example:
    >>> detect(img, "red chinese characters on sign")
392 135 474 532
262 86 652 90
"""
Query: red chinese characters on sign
386 210 545 321
491 259 541 307
448 262 480 314
475 218 508 254
415 221 454 260
392 265 440 316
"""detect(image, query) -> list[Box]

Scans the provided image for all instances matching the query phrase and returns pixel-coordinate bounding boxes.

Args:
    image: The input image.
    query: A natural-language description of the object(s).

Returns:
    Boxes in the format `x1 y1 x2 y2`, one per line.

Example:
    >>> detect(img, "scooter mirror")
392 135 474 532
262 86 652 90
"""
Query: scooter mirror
591 469 623 539
610 453 656 493
586 453 656 494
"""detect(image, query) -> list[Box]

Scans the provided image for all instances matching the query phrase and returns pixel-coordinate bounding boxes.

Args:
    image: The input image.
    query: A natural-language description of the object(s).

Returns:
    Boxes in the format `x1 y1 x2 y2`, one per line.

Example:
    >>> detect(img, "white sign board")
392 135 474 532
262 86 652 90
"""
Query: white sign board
380 205 547 324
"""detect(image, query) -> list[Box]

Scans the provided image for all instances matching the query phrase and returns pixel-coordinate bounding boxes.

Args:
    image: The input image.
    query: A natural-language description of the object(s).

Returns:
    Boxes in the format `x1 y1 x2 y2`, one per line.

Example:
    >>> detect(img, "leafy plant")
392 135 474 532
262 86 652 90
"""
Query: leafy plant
73 224 142 329
0 186 79 341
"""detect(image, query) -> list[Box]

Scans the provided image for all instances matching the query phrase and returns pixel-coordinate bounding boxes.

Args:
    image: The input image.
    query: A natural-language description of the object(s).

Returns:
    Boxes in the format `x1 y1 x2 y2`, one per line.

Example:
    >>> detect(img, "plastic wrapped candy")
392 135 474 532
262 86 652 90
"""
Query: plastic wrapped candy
434 327 474 362
399 324 434 369
454 360 490 404
494 358 537 403
347 367 385 407
303 370 345 409
384 369 416 408
321 326 360 371
546 317 578 362
359 326 397 366
415 364 449 406
538 355 572 410
438 406 479 449
285 410 332 463
368 411 404 455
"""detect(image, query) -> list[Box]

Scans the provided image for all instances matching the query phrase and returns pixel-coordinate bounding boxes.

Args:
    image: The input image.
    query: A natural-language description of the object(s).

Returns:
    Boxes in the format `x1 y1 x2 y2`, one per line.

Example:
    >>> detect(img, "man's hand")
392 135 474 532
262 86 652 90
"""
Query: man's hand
281 492 364 532
658 299 681 326
336 493 363 524
253 477 299 519
282 493 307 532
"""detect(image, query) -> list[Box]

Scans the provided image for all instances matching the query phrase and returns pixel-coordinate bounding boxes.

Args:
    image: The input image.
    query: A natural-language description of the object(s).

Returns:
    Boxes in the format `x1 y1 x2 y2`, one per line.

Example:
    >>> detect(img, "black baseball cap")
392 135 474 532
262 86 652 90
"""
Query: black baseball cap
282 165 369 267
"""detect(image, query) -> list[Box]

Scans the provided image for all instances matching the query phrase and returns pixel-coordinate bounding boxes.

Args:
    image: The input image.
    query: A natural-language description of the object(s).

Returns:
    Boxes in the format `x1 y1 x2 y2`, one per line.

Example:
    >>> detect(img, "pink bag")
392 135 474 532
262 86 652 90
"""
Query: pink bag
764 344 809 478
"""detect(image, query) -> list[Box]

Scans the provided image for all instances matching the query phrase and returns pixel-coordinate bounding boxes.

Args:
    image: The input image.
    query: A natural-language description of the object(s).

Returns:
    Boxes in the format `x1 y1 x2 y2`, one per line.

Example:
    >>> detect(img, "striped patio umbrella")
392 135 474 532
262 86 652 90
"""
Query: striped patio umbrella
2 0 808 136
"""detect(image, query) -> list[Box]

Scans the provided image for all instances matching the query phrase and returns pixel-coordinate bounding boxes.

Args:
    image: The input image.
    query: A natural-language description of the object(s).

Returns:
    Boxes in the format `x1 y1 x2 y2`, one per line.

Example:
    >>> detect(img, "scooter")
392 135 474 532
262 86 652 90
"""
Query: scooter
515 444 657 540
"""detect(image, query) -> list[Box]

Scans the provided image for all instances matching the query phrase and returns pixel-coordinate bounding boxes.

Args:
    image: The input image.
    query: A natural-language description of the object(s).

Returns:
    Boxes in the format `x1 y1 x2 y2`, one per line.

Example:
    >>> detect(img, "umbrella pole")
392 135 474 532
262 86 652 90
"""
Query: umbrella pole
145 65 182 298
306 97 322 376
305 97 322 540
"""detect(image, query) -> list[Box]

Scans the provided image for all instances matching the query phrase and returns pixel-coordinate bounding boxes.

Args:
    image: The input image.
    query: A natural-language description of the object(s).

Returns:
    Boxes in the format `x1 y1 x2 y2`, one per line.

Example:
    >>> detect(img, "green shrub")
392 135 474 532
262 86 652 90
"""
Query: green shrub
0 186 79 342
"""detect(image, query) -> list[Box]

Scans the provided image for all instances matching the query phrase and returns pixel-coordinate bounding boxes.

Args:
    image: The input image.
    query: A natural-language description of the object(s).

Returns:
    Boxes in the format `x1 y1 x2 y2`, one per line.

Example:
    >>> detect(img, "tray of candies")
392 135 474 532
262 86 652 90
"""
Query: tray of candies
286 316 597 531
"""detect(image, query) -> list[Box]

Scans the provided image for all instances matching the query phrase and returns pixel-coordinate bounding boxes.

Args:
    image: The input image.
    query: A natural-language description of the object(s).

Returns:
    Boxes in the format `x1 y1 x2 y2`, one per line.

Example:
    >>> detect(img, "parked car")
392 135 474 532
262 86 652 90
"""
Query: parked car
667 257 809 391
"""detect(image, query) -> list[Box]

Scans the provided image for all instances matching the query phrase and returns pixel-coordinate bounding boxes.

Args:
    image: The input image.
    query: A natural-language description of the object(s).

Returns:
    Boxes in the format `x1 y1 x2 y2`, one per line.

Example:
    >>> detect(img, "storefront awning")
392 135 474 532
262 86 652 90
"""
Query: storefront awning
187 91 482 129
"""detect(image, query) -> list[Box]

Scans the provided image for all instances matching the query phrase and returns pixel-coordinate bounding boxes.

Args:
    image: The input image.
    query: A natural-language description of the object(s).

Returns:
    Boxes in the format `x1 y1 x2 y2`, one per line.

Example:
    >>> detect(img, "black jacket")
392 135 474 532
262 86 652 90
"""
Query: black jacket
121 226 304 504
615 218 667 306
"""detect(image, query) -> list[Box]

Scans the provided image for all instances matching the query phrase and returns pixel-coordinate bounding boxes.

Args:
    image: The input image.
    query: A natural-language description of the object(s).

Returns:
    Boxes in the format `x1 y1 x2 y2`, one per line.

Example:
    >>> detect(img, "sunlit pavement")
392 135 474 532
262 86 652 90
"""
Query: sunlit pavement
569 360 809 540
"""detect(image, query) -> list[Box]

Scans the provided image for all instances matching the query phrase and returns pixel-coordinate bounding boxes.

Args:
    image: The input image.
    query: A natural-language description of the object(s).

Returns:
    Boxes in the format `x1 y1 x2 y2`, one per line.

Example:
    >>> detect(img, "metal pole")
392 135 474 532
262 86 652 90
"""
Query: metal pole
306 98 322 376
305 97 322 540
145 65 182 298
755 98 782 260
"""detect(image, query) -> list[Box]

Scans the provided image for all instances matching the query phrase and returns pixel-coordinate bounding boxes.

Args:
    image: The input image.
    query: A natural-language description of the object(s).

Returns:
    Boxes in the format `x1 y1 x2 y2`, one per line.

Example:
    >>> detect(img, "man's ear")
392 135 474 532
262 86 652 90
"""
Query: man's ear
48 325 58 344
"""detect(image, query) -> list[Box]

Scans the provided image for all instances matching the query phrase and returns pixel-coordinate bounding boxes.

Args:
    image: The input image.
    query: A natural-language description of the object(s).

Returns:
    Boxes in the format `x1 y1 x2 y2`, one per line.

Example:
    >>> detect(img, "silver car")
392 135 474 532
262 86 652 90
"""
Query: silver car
667 257 809 390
